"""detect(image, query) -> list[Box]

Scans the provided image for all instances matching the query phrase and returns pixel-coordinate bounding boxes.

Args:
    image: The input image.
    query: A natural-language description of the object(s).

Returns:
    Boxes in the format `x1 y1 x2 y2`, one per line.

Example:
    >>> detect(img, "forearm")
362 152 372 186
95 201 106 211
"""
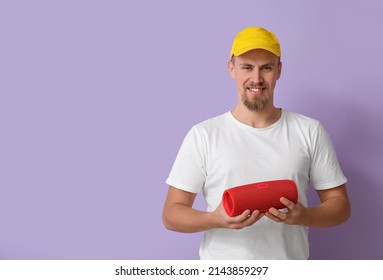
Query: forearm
162 203 217 233
303 196 351 227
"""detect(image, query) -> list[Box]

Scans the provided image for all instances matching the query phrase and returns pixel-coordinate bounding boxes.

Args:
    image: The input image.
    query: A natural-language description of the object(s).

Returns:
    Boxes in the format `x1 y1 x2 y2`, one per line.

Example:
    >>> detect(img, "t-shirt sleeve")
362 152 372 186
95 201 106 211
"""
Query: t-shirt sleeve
166 126 207 193
309 123 347 190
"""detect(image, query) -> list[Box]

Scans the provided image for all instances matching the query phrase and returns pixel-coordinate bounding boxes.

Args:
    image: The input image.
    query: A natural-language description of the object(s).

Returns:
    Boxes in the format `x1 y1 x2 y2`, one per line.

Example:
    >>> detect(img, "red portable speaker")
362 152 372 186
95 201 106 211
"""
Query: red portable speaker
222 179 298 216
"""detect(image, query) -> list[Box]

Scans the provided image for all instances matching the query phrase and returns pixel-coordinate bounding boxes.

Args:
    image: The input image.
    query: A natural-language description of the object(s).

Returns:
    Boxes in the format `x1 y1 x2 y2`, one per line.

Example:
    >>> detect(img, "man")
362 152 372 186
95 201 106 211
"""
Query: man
163 26 351 259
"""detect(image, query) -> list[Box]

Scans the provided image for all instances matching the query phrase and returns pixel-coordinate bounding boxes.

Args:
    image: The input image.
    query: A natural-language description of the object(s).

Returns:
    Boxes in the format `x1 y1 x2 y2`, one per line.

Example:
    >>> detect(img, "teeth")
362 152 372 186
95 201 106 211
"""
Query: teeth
249 88 263 92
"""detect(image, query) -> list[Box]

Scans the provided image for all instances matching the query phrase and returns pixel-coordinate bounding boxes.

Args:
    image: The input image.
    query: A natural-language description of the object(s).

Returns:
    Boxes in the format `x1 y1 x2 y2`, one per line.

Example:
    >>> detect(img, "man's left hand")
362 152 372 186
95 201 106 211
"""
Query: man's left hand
265 197 308 225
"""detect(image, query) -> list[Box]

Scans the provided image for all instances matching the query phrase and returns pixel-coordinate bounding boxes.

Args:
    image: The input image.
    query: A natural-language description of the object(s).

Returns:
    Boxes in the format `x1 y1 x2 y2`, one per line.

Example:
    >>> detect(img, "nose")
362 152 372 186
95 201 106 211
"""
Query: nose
250 69 263 84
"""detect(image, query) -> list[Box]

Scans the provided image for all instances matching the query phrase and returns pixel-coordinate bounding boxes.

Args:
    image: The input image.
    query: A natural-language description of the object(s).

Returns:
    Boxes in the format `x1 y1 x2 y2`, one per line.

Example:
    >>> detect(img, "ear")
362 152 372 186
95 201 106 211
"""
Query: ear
228 60 236 79
276 61 282 80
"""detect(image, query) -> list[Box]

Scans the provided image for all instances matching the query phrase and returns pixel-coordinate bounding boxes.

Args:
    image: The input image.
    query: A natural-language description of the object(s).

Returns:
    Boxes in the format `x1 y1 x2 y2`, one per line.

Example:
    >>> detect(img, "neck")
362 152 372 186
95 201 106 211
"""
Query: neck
231 105 282 128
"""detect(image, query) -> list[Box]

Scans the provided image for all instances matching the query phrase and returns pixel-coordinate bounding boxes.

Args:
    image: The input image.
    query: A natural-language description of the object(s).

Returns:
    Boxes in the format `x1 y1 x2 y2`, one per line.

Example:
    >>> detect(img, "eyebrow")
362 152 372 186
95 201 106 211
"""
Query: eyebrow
239 62 274 67
239 63 254 66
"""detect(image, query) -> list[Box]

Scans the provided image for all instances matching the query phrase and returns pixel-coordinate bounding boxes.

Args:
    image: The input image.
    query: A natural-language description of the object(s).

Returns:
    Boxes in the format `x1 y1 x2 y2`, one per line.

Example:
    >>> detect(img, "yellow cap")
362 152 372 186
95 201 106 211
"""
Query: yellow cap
230 26 281 59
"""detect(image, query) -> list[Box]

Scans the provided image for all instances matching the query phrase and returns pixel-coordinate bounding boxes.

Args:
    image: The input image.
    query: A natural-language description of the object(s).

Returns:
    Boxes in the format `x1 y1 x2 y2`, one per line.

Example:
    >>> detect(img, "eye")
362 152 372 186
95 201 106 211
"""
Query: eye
241 65 253 71
261 65 273 72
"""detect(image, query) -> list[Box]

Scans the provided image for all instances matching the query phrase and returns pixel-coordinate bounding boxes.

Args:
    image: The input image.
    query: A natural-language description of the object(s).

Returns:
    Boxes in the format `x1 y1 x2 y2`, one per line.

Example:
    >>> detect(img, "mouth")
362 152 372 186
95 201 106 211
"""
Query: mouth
246 86 266 95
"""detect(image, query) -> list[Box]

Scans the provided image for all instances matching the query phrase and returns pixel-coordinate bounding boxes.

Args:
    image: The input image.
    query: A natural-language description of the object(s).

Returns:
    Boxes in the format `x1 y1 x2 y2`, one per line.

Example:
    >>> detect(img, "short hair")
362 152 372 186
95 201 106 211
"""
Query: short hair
230 55 236 65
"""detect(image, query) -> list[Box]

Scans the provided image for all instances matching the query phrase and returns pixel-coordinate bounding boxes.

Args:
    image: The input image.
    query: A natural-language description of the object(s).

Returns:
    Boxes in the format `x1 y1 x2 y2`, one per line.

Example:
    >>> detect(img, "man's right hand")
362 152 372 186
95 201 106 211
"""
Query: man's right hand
211 202 264 230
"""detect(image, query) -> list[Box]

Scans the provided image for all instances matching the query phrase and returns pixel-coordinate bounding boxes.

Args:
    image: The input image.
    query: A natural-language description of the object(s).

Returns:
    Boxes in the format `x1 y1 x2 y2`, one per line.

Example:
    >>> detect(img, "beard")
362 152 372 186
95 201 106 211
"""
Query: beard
241 86 270 112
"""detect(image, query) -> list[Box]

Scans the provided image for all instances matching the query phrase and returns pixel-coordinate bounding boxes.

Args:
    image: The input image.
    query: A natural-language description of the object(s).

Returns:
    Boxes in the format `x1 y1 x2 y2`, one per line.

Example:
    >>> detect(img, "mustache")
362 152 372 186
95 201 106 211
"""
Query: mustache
245 82 266 88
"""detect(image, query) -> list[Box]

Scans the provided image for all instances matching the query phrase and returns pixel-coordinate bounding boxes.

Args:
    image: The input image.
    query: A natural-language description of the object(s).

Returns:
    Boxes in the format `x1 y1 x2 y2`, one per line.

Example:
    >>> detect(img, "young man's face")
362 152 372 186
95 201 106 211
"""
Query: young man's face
228 49 282 112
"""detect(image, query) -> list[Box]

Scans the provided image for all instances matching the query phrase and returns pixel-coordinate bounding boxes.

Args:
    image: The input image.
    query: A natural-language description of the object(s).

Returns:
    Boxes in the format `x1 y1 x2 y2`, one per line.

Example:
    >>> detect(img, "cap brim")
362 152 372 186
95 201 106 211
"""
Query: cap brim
231 44 280 58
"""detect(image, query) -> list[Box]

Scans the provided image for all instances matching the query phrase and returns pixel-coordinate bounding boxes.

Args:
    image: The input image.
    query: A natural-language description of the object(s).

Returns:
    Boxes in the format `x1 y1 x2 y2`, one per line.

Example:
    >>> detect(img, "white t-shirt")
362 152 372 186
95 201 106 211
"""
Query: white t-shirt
166 110 347 259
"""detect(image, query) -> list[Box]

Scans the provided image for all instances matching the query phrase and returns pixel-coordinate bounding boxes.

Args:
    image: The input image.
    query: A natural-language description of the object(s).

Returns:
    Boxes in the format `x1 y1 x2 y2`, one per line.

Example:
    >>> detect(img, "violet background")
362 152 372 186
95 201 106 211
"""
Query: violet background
1 0 382 259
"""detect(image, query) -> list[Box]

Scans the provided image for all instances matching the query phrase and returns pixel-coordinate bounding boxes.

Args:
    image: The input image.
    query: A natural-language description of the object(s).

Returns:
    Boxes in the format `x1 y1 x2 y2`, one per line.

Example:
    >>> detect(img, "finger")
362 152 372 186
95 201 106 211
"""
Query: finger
251 210 265 223
239 210 263 227
264 212 281 222
280 197 295 210
228 209 251 224
247 210 263 222
267 207 287 221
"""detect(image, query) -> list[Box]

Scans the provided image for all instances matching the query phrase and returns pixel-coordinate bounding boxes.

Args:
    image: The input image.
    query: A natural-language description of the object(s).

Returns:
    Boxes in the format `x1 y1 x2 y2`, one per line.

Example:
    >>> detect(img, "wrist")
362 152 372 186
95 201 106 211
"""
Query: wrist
206 210 221 229
300 207 317 227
